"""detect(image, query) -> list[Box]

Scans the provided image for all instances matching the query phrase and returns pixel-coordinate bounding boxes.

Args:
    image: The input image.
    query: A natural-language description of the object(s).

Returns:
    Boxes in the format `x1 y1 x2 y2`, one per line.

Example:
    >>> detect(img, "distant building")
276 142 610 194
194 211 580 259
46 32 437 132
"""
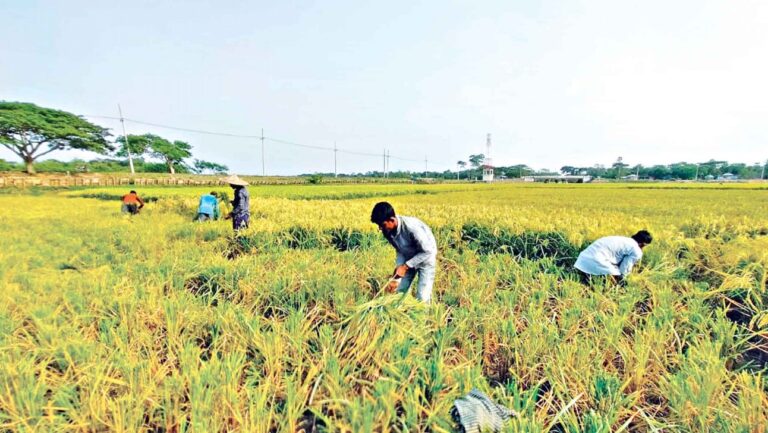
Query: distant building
482 164 494 182
623 174 639 181
529 175 592 183
718 173 738 181
482 133 494 183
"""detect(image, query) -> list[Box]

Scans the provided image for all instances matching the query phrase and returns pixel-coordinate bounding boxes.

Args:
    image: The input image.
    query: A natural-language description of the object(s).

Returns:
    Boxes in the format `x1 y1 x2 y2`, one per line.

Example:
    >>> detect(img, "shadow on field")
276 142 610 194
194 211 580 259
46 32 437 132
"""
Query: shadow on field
221 222 584 269
459 222 584 268
72 192 161 202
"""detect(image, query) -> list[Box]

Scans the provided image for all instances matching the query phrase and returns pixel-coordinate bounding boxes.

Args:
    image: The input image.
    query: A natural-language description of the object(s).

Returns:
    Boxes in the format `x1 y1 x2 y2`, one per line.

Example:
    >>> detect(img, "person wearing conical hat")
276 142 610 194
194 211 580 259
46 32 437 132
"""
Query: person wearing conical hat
221 175 250 230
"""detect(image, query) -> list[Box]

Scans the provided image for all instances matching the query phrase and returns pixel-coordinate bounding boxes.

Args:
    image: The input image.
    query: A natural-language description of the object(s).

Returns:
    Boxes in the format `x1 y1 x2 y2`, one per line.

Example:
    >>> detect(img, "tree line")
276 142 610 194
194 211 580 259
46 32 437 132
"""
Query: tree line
311 156 766 181
2 101 764 179
558 157 767 180
0 101 228 174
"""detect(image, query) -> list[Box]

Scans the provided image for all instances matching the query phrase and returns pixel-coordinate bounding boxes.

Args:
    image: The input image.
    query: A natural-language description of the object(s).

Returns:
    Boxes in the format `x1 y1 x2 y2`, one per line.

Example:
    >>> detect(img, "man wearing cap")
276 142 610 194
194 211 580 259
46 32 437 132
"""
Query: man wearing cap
574 230 653 284
221 175 250 230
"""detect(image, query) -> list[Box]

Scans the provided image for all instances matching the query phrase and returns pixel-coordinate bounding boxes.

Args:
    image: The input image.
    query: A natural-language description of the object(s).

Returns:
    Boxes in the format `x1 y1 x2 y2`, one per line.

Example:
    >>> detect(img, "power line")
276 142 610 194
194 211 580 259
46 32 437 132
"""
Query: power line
85 114 438 166
85 115 263 138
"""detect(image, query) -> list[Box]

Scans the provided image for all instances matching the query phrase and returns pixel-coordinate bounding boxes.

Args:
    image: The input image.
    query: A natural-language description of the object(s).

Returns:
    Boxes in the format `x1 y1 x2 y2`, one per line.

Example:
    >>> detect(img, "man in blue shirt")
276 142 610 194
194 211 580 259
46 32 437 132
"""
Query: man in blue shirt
194 191 220 222
371 201 437 303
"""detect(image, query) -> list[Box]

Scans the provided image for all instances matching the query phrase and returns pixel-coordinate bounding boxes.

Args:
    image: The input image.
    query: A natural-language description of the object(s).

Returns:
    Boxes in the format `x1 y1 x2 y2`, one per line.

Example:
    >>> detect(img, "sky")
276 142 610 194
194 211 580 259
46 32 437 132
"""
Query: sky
1 0 767 175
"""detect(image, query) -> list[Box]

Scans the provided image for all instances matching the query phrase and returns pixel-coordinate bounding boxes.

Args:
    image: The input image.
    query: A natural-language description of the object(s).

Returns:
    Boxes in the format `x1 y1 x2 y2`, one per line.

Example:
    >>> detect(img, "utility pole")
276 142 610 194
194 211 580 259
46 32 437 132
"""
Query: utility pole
386 150 391 178
261 128 265 176
383 149 387 178
762 159 766 180
384 149 387 178
334 142 338 178
695 163 700 181
424 156 428 177
117 104 135 175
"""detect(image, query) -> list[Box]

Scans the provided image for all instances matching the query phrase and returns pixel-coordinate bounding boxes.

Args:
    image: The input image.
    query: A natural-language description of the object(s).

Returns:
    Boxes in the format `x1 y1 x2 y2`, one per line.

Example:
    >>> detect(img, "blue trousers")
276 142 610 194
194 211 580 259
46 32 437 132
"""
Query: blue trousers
397 264 435 303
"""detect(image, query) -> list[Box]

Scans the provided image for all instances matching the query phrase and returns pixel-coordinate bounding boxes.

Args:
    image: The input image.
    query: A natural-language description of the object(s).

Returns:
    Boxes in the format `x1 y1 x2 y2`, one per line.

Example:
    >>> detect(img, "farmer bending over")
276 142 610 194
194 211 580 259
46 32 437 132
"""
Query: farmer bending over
221 175 250 230
195 191 220 222
121 190 145 215
574 230 653 284
371 201 437 303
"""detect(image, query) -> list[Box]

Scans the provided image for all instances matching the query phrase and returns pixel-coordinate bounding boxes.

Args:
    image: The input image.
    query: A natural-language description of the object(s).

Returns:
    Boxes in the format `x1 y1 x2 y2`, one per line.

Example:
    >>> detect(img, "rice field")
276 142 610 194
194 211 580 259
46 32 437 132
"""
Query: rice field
1 182 767 432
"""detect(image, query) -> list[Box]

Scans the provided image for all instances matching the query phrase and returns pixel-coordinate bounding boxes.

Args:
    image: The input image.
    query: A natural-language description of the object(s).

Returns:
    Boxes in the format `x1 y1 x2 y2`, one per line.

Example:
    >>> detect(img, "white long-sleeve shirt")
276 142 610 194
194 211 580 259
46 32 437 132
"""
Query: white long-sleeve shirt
383 216 437 269
574 236 643 276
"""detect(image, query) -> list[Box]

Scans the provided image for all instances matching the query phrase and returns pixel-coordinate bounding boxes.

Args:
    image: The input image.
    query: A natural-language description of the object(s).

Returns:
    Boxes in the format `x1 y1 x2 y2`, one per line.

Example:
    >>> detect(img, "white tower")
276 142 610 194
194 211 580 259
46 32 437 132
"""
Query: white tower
482 133 494 182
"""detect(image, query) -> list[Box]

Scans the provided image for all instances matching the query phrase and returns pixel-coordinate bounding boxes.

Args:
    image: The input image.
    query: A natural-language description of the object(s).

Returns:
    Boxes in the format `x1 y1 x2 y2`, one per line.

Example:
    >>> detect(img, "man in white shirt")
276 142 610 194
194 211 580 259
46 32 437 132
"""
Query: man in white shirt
371 201 437 303
574 230 653 284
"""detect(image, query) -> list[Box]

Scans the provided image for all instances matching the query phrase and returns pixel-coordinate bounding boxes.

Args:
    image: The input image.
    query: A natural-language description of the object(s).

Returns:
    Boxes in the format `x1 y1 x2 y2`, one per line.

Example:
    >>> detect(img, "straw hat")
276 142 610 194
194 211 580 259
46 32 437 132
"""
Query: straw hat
220 174 249 186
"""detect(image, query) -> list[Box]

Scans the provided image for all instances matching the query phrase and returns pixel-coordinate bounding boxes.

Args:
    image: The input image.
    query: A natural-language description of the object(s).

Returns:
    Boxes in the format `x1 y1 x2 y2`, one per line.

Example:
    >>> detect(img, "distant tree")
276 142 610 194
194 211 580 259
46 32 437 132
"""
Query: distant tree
0 102 112 174
698 160 727 177
721 163 750 178
457 160 467 179
152 138 191 174
669 162 697 179
646 165 671 180
0 158 19 171
468 154 485 169
193 159 229 174
115 134 151 158
504 164 531 178
612 157 629 179
560 165 577 175
116 133 191 174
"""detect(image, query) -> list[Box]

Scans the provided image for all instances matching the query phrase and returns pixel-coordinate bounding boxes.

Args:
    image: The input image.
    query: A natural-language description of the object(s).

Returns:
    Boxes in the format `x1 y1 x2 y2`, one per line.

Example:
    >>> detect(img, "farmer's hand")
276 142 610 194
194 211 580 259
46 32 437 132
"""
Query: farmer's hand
394 264 409 278
224 213 232 220
386 278 400 293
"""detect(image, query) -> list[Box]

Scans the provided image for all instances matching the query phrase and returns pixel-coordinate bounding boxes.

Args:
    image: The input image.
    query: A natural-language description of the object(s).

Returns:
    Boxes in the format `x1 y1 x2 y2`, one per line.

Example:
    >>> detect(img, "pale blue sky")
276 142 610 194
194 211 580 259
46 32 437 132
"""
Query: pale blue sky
1 0 766 174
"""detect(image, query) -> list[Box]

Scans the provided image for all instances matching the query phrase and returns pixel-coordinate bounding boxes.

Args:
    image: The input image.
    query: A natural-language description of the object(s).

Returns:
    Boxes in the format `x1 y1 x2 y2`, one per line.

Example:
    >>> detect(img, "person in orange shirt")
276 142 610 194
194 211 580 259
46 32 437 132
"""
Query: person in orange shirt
121 190 145 215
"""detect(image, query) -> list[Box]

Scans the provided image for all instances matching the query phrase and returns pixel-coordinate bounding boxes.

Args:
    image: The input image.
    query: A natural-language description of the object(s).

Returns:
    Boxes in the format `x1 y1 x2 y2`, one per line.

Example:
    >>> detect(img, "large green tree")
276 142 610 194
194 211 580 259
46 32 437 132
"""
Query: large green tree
150 137 192 175
115 134 151 158
116 133 192 174
0 102 111 174
468 154 485 169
